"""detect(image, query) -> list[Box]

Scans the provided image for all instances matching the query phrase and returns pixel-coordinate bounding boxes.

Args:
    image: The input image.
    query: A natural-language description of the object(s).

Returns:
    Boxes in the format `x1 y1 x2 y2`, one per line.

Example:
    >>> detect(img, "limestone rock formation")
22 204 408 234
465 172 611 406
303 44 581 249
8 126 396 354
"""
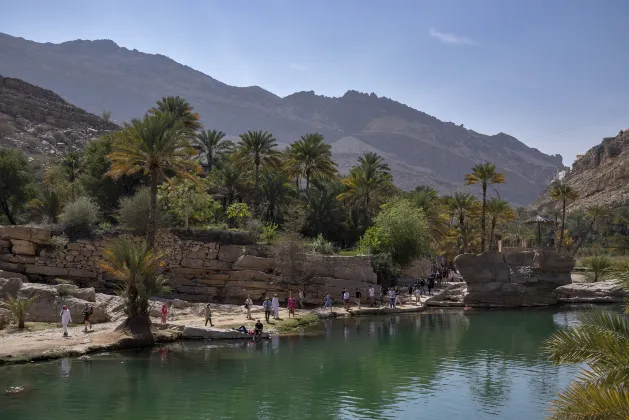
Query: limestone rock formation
454 250 574 307
554 280 628 303
425 282 467 307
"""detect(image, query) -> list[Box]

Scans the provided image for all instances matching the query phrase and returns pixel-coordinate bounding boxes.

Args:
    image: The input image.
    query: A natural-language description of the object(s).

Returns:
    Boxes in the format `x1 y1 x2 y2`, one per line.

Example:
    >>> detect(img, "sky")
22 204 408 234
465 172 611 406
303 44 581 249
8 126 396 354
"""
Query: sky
2 0 629 165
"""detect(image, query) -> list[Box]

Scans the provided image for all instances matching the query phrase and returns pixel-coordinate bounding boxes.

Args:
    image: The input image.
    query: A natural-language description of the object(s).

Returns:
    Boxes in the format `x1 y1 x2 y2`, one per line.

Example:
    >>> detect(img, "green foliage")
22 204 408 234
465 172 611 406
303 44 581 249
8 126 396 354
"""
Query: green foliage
158 179 219 228
6 294 39 329
194 129 234 172
543 311 629 419
370 253 399 287
49 234 69 249
309 234 336 255
359 199 430 266
582 255 613 282
260 223 279 244
285 133 337 192
57 284 75 297
226 202 250 228
0 148 37 224
118 187 153 234
59 196 100 229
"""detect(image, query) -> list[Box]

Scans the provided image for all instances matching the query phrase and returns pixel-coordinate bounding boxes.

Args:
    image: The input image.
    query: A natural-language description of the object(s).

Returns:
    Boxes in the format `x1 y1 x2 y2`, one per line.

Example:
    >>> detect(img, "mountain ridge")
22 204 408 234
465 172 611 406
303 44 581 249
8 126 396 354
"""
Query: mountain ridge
0 32 564 205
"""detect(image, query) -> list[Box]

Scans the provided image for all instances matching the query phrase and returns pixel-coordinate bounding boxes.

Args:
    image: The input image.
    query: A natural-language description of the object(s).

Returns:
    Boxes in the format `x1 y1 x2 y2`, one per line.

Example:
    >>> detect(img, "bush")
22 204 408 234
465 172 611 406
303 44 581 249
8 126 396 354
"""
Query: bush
0 120 16 139
309 234 336 255
57 284 75 297
49 234 69 249
6 295 39 329
226 203 250 228
582 255 612 282
118 188 153 234
260 224 279 244
59 196 100 228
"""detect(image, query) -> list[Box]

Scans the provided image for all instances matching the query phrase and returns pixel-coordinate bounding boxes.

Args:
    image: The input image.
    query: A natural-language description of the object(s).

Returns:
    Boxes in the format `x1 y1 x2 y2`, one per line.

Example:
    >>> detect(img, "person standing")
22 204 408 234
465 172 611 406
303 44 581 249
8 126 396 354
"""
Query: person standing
262 297 272 323
368 286 375 307
324 293 333 312
414 286 422 305
287 294 297 318
342 289 350 311
245 295 253 320
388 289 396 308
60 305 72 337
161 304 168 324
271 294 280 320
354 288 362 309
298 289 305 309
205 303 213 327
82 303 92 332
395 286 402 307
408 284 413 297
428 276 435 296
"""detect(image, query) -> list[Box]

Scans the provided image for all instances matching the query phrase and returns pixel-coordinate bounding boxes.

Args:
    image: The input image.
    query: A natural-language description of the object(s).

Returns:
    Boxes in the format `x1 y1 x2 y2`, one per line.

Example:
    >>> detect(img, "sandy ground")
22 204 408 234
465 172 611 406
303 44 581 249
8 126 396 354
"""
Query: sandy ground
0 296 431 363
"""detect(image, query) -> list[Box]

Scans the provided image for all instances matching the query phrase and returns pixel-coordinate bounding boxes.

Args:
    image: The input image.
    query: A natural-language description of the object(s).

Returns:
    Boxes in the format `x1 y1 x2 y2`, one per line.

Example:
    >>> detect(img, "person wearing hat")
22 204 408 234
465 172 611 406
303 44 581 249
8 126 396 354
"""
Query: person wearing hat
60 305 72 337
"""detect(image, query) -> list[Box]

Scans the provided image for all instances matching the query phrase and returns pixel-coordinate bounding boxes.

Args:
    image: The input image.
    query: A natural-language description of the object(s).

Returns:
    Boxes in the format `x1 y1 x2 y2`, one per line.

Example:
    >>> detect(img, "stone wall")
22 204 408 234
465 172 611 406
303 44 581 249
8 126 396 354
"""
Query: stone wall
0 226 378 305
454 249 574 307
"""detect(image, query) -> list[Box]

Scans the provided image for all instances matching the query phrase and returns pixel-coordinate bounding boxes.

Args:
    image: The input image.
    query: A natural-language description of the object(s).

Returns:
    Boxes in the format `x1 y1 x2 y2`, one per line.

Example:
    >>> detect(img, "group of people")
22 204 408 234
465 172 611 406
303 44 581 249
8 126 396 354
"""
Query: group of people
59 303 94 337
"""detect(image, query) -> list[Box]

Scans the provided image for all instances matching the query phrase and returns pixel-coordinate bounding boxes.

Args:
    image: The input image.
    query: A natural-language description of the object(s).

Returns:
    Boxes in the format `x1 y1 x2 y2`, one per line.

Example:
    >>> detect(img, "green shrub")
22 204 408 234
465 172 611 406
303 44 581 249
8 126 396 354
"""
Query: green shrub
310 234 336 255
582 255 612 282
118 188 153 234
6 295 39 329
226 203 250 228
49 234 69 249
59 196 100 228
57 284 76 297
260 224 279 244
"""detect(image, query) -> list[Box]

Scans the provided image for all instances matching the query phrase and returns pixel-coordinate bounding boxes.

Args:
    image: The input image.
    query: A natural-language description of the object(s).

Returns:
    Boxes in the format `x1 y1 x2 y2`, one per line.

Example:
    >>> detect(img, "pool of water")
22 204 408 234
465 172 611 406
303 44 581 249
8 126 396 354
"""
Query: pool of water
0 306 592 419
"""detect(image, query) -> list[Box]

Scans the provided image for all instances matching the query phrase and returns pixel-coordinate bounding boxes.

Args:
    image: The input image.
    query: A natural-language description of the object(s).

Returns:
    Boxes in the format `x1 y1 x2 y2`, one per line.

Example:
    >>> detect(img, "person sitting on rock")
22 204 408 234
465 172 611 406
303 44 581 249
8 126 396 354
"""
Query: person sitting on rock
253 319 264 340
235 325 248 334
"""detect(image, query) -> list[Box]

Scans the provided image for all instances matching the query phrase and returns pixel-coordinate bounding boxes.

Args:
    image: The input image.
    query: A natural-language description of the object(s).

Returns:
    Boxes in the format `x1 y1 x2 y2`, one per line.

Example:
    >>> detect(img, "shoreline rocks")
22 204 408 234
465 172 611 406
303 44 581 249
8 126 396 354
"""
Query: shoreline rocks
554 280 628 303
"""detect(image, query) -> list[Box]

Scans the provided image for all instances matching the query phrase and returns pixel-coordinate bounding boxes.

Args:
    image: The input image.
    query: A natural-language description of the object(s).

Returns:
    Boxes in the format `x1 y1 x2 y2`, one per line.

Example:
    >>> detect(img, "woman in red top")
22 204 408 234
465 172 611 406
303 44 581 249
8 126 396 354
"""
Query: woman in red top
287 294 297 318
161 304 168 324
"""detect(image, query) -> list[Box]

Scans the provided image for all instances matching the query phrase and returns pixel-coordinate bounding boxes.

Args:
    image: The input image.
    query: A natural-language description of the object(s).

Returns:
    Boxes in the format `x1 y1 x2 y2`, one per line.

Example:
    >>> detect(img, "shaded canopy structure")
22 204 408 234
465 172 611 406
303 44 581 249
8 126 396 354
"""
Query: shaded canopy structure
524 215 555 247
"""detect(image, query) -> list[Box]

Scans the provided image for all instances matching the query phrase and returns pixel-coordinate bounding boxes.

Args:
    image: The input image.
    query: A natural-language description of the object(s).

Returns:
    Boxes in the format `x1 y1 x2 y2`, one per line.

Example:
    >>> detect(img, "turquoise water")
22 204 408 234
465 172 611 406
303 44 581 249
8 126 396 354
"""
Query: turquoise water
0 307 588 419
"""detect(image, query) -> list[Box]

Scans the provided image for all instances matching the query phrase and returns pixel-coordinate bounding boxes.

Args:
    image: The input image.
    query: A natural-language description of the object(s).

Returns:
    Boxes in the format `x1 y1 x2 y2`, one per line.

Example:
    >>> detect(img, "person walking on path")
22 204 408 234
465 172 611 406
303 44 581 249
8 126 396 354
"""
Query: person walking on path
82 303 93 332
395 287 402 307
161 304 168 324
298 289 305 309
60 305 72 337
388 289 396 308
368 286 375 307
287 294 297 318
342 289 350 311
354 288 362 309
245 295 253 320
324 293 333 312
263 297 272 323
272 294 280 320
205 303 213 327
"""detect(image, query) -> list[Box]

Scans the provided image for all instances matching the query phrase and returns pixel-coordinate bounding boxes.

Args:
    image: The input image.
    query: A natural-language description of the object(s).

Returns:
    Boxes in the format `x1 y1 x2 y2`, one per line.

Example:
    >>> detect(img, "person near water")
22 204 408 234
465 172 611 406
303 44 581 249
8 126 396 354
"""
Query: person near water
245 295 253 320
60 305 72 336
414 286 422 304
253 319 264 340
368 286 375 307
205 303 213 326
388 289 396 308
262 297 272 323
355 288 362 309
408 284 413 296
395 286 402 307
298 289 305 309
161 304 168 324
271 294 280 319
287 294 297 318
342 289 350 310
428 276 435 296
82 303 93 332
324 293 333 312
420 278 426 295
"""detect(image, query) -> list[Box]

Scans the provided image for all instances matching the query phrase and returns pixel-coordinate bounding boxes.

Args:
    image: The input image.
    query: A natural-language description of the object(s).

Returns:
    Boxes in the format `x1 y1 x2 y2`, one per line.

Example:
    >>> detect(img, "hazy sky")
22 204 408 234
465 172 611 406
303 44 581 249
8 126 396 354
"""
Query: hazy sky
2 0 629 165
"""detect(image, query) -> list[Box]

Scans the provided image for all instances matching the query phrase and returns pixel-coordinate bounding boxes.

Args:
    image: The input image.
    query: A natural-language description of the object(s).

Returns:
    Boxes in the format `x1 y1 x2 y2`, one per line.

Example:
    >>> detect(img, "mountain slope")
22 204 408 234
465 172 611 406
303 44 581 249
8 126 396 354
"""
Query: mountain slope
534 130 629 212
0 32 564 205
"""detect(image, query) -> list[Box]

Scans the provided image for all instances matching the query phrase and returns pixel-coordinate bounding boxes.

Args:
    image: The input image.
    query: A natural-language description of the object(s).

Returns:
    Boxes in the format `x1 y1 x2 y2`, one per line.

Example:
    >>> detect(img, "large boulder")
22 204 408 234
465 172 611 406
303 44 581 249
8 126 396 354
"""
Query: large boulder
0 277 22 298
182 326 269 339
0 270 27 282
0 226 51 244
554 280 628 303
233 255 274 271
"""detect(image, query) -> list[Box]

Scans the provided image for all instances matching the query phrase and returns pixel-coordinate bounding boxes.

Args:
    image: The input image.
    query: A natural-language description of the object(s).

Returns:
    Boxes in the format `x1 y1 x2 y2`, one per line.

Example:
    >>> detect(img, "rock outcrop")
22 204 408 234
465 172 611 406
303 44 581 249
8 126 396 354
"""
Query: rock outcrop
554 280 628 303
0 226 379 305
454 250 574 307
425 282 467 307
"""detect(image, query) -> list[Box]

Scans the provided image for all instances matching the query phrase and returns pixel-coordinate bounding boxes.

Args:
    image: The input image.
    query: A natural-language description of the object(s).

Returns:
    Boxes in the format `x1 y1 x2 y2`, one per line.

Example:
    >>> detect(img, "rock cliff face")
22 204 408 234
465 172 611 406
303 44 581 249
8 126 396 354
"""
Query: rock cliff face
0 226 378 305
534 130 629 211
454 250 574 307
0 74 118 160
0 33 564 205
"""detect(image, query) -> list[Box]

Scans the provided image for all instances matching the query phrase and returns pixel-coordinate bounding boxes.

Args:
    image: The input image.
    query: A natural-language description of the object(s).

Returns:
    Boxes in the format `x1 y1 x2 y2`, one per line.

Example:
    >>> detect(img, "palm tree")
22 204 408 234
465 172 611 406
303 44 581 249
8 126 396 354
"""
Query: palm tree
464 162 506 252
63 152 81 200
259 169 293 223
408 186 449 244
550 182 580 252
213 162 249 208
338 166 393 228
571 204 610 256
194 130 234 172
6 295 39 329
582 255 612 282
543 310 629 419
232 131 280 204
305 180 348 242
486 198 515 250
99 238 167 337
150 96 202 132
444 192 481 253
107 113 201 248
286 133 337 194
358 152 390 180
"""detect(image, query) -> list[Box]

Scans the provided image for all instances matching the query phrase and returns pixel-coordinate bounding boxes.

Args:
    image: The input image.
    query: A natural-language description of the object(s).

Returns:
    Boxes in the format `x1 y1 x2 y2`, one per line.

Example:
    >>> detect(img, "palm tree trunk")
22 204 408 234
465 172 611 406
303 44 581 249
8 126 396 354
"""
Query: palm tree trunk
305 170 311 195
147 170 158 249
571 219 595 257
254 163 260 209
0 199 16 224
481 185 487 252
558 199 566 252
489 218 497 250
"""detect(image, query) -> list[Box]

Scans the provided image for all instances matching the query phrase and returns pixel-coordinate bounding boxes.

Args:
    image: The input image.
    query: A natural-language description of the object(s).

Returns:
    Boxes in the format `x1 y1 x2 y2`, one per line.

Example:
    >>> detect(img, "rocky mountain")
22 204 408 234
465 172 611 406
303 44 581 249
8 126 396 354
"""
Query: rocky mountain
0 32 564 205
0 74 118 163
533 129 629 212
